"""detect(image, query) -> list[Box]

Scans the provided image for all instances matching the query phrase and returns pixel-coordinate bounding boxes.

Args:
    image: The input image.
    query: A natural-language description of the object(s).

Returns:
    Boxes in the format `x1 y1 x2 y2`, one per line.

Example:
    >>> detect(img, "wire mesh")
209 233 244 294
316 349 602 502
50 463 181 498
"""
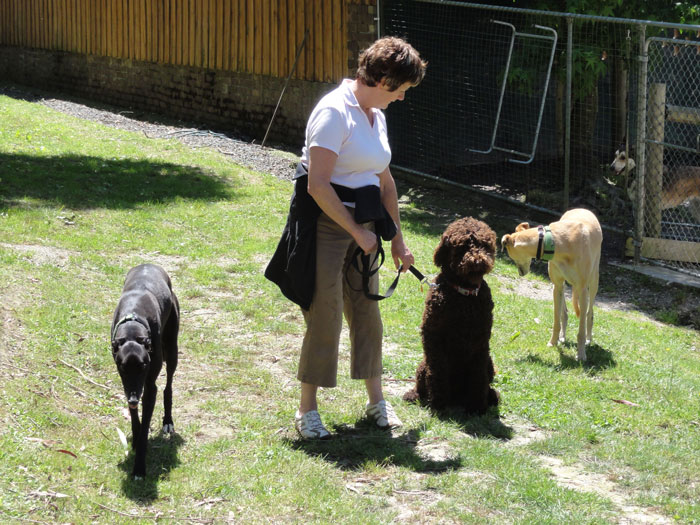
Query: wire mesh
643 35 700 274
380 0 700 276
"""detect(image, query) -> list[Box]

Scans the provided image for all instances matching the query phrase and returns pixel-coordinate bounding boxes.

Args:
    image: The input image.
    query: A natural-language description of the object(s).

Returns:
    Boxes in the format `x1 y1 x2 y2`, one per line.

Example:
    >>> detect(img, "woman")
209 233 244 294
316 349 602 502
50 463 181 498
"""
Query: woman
267 37 427 439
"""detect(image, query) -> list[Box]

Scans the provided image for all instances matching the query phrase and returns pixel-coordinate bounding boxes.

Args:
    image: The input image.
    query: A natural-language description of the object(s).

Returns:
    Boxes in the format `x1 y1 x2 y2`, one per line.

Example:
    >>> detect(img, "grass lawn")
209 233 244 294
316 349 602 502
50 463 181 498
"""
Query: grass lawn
1 88 699 524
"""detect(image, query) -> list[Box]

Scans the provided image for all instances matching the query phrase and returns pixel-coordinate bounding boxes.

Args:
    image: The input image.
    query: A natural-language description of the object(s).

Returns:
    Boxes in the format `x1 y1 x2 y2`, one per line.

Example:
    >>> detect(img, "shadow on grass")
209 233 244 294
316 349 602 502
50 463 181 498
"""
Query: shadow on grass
523 343 616 373
430 406 513 441
286 409 512 472
0 153 235 210
286 423 462 473
118 432 185 503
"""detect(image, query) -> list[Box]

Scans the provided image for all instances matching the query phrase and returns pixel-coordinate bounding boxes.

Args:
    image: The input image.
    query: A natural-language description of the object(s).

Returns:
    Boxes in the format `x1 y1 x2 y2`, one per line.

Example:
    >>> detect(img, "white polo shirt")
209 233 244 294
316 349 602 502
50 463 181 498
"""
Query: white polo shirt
300 79 391 189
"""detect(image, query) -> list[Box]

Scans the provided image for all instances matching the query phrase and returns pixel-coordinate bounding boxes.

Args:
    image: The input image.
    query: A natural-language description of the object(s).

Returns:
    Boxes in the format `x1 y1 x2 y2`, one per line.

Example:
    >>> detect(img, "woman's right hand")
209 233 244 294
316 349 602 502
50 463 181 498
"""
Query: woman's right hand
354 228 378 255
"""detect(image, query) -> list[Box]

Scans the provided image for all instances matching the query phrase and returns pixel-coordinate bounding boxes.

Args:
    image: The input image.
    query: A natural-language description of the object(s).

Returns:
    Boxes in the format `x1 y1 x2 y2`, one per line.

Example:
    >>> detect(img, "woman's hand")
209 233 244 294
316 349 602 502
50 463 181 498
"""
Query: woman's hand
354 228 378 255
391 233 414 272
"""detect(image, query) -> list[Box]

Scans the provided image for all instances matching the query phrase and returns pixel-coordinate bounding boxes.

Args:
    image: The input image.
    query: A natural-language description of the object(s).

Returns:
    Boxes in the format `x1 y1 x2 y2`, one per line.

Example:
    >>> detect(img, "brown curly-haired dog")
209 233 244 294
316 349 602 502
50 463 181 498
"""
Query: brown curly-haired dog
403 217 500 414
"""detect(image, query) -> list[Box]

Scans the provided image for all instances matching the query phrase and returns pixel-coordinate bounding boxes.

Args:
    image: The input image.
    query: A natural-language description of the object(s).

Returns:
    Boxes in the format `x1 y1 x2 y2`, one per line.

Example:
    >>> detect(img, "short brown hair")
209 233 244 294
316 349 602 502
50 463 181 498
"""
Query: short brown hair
356 37 427 91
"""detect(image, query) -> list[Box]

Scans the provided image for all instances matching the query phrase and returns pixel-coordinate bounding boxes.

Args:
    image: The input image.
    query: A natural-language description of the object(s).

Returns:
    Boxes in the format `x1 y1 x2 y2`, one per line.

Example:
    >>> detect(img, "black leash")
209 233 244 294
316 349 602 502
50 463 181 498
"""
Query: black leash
347 235 429 301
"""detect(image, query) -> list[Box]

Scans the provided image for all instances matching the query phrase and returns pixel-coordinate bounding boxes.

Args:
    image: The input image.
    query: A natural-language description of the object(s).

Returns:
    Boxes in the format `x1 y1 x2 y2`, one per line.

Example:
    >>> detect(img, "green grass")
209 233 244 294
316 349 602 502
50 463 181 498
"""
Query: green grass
1 88 699 524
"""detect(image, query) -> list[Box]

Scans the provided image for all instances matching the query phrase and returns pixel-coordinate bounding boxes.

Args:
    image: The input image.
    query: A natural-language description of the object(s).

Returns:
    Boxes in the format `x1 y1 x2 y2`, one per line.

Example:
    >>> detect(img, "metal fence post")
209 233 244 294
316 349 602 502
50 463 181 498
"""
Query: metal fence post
564 16 573 211
634 24 648 263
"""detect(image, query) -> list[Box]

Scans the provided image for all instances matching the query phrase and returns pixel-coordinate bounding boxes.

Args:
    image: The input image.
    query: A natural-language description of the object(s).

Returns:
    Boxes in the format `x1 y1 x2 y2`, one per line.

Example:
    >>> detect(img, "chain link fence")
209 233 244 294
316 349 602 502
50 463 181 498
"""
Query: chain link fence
380 0 700 276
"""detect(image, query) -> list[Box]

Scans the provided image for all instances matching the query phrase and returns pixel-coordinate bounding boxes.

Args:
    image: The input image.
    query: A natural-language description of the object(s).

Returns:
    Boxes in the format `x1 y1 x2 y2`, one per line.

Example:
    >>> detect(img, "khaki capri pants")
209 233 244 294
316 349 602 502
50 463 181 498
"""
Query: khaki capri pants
297 210 383 387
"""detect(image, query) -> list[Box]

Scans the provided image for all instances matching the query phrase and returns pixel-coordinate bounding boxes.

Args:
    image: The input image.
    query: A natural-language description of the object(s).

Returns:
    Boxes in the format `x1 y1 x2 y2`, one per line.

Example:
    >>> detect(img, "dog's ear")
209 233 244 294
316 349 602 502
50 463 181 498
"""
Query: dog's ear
500 234 513 251
111 340 119 355
515 222 530 232
433 235 450 269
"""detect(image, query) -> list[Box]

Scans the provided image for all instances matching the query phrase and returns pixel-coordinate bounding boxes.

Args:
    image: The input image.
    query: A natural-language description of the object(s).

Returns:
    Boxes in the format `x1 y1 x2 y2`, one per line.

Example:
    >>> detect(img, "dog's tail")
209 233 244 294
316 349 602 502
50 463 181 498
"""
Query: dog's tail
572 289 581 318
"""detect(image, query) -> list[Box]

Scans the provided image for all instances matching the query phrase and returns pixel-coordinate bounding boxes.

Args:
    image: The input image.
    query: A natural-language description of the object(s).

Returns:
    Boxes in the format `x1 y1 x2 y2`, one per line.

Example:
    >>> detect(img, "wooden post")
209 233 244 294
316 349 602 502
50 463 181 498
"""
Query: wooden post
645 82 665 238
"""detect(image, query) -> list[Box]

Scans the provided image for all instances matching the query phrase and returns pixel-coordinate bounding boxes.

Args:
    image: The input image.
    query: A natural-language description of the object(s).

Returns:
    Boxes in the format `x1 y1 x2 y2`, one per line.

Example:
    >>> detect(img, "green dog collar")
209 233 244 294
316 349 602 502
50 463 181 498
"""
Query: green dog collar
536 225 555 261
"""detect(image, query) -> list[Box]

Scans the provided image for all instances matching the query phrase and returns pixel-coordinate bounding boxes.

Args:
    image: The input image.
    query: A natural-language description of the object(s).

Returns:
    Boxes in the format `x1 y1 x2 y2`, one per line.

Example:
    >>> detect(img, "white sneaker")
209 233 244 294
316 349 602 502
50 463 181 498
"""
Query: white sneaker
366 400 402 429
294 410 331 440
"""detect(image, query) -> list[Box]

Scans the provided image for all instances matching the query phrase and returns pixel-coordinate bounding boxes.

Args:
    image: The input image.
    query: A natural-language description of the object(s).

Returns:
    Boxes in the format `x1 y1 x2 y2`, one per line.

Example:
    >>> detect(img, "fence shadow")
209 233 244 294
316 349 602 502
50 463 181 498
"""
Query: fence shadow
118 432 185 503
0 153 234 210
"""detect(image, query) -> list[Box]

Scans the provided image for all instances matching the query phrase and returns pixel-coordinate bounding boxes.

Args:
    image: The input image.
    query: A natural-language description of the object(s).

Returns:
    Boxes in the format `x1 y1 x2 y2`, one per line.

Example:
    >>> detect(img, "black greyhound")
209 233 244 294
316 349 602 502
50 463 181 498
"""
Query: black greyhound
111 264 179 479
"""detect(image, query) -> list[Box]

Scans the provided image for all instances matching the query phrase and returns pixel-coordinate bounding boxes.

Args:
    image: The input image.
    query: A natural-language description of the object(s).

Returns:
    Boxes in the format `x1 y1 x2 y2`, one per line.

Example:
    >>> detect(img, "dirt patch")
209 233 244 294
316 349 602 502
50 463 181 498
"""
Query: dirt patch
538 456 672 524
502 417 549 447
1 242 75 267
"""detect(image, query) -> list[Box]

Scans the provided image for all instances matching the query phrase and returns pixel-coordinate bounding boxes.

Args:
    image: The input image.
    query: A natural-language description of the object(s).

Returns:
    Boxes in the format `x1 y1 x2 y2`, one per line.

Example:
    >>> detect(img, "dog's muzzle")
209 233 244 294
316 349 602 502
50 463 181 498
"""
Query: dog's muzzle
128 393 139 409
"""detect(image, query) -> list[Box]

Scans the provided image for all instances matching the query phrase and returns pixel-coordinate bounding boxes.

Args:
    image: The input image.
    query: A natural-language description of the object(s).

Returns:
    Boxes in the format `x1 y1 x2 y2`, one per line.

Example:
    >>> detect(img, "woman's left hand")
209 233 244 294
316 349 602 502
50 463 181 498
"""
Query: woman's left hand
391 234 414 272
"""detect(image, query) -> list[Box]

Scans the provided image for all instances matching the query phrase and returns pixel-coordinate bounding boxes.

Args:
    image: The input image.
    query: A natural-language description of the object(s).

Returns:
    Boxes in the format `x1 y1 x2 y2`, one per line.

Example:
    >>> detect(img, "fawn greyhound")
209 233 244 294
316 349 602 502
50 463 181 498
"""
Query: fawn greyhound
610 145 700 222
501 209 602 362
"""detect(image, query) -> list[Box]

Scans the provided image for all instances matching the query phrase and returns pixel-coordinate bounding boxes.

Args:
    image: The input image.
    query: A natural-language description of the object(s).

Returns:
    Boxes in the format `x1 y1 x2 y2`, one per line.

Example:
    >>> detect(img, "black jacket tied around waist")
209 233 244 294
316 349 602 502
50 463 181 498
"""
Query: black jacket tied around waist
264 163 397 310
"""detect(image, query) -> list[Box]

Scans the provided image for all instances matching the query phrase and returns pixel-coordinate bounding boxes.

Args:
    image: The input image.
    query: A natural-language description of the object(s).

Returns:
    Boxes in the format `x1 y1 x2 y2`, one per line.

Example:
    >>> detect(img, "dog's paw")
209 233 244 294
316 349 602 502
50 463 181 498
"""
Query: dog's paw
162 423 175 434
402 389 419 403
133 475 144 481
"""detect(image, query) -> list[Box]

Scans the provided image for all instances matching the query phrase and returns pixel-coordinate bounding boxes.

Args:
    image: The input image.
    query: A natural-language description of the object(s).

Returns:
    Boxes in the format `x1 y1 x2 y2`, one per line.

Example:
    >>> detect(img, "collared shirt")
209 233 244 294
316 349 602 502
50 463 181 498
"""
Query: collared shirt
300 79 391 189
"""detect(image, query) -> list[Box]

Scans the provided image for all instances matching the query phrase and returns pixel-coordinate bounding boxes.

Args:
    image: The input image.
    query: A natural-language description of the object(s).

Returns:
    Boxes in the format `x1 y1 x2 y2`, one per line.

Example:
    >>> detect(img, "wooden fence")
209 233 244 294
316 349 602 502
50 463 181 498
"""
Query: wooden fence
0 0 368 82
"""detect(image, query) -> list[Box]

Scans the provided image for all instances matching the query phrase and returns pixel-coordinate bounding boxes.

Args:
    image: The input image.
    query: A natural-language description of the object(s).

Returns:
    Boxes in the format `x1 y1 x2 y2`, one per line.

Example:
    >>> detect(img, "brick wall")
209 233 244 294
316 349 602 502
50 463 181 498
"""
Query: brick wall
347 2 378 77
0 46 334 147
0 3 377 148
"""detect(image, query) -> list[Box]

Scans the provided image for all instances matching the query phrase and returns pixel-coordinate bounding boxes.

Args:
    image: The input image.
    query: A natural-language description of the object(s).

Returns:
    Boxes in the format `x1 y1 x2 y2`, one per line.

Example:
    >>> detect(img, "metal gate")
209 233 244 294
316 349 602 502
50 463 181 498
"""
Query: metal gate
633 35 700 275
379 0 700 277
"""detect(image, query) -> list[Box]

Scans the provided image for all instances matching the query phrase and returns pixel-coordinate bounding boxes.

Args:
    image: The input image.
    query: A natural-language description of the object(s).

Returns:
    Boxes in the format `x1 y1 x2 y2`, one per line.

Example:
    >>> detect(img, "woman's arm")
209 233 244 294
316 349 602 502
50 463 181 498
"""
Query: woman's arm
378 166 414 272
307 146 378 254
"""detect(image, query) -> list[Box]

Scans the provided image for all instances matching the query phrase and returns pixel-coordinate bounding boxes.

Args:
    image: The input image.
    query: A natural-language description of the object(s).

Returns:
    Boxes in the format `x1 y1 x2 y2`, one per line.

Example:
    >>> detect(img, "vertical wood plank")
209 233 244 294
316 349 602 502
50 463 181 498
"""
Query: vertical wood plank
189 0 195 66
38 0 44 49
89 0 96 54
113 0 118 57
333 0 343 81
228 0 237 71
166 0 177 64
246 1 253 73
306 0 315 80
254 0 262 74
70 0 75 52
179 0 186 65
154 0 160 62
206 0 213 69
314 0 322 81
142 0 148 62
145 0 150 62
27 0 32 48
78 0 84 54
31 0 35 47
222 0 230 70
323 1 332 81
82 0 87 53
296 0 305 80
270 0 278 77
262 0 269 76
149 0 155 62
102 0 108 56
40 0 44 48
201 0 209 68
194 0 201 67
278 0 287 77
215 0 223 69
173 0 179 65
238 0 246 71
